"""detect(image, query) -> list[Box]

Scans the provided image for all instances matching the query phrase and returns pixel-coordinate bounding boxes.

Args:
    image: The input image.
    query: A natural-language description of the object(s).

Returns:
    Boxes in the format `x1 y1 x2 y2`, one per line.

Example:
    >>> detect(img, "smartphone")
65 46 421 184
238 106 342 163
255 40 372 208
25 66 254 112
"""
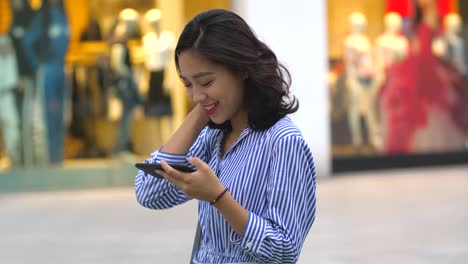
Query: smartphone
135 162 195 178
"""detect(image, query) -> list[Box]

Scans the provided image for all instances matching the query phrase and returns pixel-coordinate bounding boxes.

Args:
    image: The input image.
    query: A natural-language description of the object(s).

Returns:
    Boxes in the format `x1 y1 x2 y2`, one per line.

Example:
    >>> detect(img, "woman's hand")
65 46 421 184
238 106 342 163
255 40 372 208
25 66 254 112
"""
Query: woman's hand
157 158 225 202
160 103 209 154
191 103 211 127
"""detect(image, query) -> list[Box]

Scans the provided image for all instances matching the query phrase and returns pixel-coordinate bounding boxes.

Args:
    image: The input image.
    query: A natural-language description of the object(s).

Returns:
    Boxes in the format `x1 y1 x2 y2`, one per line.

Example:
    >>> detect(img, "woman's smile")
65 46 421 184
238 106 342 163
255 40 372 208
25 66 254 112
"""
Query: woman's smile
203 103 219 115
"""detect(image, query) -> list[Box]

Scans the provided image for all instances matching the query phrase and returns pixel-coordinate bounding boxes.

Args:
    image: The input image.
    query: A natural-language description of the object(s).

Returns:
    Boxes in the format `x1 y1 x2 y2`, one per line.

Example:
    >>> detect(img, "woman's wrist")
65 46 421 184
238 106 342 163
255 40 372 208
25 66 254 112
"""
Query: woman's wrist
210 187 229 205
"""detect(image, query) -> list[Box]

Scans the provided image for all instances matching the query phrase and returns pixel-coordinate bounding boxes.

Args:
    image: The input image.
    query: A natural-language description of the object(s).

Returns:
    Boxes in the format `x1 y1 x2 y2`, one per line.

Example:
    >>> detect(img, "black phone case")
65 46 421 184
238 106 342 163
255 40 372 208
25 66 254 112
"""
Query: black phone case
135 162 195 178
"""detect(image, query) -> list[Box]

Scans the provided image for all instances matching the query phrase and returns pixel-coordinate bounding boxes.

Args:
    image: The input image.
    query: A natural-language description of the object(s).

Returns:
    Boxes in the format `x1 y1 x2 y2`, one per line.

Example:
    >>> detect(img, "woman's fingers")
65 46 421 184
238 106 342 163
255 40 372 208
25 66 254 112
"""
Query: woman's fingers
159 158 219 201
155 168 179 186
188 157 208 171
159 160 187 186
161 161 186 179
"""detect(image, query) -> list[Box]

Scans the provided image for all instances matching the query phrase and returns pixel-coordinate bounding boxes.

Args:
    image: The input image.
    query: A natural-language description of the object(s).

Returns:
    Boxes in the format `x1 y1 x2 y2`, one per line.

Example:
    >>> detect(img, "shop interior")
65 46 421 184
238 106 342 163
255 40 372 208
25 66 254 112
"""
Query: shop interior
0 0 230 170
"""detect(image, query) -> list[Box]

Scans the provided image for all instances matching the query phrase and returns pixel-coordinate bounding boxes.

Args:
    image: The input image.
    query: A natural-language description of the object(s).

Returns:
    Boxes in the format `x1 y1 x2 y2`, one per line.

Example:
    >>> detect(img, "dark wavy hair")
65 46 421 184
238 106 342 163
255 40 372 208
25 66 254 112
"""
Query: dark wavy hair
175 9 298 131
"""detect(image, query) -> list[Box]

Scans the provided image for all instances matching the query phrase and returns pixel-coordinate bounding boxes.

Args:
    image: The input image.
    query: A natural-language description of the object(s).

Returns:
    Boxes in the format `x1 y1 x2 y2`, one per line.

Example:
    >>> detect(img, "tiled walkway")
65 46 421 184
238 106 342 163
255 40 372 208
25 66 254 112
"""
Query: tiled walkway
1 165 467 263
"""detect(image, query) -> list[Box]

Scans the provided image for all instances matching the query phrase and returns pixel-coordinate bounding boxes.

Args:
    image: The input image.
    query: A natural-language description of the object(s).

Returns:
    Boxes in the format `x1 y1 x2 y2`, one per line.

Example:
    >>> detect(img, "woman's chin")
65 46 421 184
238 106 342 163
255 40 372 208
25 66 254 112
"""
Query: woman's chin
209 117 225 125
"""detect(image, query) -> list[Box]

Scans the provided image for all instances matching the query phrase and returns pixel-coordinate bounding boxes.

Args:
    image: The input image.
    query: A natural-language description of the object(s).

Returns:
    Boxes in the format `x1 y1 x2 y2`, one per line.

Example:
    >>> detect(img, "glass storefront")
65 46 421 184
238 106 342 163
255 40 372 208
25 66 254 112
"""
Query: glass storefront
0 0 230 176
0 0 466 179
328 0 468 168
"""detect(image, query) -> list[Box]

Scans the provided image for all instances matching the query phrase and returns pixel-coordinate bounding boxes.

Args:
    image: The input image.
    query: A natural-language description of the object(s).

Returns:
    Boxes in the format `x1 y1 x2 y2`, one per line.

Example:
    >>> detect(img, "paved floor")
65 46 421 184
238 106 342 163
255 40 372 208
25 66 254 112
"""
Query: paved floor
1 165 467 263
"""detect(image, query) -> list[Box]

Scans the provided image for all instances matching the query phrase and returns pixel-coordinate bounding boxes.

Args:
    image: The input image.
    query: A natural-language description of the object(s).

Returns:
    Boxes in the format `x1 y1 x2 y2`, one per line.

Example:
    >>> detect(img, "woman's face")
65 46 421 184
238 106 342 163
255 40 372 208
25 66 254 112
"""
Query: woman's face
178 49 246 126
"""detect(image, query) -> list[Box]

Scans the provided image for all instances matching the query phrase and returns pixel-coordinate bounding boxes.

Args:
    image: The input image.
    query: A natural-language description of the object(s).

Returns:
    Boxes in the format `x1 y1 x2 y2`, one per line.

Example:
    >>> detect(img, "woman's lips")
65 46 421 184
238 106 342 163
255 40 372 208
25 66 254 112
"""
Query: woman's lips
204 103 219 115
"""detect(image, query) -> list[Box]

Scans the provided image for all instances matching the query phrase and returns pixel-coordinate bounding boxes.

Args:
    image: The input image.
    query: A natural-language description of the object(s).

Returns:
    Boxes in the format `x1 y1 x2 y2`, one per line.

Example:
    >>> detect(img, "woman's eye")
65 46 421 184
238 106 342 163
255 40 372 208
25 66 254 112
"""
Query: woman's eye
201 80 213 87
184 83 192 88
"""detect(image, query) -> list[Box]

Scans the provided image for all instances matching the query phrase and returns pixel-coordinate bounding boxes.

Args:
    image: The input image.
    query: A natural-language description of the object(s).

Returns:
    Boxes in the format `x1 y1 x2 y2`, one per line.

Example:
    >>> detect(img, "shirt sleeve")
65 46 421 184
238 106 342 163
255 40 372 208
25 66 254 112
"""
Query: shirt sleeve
135 128 211 209
230 135 317 263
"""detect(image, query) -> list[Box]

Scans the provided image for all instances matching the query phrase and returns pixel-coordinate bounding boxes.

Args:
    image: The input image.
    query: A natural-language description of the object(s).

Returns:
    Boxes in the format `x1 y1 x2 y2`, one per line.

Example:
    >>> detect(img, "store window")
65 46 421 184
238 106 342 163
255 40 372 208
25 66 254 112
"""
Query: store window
328 0 468 164
0 0 230 172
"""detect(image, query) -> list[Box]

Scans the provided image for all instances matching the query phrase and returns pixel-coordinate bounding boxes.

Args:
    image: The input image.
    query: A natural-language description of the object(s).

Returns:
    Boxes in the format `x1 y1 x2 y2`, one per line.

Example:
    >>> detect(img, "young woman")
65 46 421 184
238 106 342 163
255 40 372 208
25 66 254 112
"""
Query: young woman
135 9 316 264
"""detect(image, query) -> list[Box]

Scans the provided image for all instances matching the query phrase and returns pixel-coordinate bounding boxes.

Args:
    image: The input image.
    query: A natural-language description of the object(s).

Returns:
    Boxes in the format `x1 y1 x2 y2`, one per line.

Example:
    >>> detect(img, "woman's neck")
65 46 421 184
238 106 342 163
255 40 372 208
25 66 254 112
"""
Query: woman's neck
229 112 248 136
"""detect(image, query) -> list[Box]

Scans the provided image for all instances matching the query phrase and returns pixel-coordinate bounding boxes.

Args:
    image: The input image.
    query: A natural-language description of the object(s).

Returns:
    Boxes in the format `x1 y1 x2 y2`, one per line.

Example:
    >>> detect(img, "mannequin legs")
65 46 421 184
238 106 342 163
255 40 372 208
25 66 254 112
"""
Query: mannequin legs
0 92 20 165
113 75 140 154
39 64 67 164
21 78 42 167
347 79 382 150
347 82 363 146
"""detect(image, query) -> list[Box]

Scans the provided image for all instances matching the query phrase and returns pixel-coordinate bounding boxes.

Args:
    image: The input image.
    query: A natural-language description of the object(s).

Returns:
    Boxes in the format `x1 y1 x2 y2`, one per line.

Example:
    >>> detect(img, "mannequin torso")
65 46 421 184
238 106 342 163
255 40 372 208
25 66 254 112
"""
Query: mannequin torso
442 13 466 74
344 33 373 85
142 30 175 71
141 9 175 118
375 12 409 87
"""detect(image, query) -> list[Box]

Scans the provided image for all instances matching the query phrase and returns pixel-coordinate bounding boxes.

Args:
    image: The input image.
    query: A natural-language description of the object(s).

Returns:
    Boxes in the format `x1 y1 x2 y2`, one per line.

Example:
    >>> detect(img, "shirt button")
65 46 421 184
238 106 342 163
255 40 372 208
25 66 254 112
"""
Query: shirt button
246 241 253 249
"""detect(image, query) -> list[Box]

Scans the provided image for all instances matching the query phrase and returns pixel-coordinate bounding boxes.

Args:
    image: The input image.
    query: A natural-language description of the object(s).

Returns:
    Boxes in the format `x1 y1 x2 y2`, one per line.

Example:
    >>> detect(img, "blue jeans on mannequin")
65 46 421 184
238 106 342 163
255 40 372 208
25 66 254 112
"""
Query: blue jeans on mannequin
113 75 140 154
37 63 67 164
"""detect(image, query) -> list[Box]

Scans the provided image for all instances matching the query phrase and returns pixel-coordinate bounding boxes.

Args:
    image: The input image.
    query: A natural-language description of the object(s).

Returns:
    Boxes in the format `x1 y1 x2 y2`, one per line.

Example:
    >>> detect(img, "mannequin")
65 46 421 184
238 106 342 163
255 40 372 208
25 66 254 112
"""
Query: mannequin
385 0 413 37
23 0 70 164
128 9 176 154
344 12 380 150
441 13 468 148
8 0 37 166
142 9 175 117
109 8 142 154
66 14 105 158
110 9 138 77
0 34 21 167
374 12 409 149
441 13 466 74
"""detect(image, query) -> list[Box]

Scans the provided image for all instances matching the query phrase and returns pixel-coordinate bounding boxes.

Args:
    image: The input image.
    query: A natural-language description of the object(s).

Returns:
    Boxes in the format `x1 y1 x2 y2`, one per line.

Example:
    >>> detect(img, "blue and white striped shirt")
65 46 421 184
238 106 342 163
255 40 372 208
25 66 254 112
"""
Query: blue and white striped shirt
135 117 316 263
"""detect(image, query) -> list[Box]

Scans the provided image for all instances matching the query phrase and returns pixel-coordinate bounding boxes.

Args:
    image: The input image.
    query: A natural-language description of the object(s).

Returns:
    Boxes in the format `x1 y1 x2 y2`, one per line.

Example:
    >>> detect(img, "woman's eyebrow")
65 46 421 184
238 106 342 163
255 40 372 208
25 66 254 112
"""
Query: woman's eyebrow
180 72 216 81
192 72 216 79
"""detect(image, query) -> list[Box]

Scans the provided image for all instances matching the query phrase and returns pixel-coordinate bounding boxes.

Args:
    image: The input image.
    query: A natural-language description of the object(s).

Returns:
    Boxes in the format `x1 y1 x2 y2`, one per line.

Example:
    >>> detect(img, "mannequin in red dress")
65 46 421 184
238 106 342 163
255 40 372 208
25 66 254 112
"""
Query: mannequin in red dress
374 12 409 150
381 0 465 153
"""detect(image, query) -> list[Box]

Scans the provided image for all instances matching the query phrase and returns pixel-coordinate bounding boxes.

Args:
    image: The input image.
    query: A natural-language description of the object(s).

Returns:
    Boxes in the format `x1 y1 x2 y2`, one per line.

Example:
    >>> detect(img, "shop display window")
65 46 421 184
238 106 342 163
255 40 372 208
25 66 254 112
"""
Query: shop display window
328 0 468 165
0 0 230 175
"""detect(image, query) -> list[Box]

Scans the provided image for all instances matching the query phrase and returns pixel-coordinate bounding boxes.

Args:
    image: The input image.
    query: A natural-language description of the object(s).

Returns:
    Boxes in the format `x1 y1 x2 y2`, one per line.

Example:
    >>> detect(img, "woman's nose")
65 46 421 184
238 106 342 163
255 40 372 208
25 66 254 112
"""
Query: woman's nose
192 86 207 103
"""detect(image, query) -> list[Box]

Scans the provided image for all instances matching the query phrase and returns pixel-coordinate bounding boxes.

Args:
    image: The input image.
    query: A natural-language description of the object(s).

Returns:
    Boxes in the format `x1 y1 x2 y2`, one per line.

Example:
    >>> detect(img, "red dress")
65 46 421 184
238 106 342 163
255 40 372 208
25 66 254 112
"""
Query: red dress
380 23 465 153
386 0 452 18
386 0 413 18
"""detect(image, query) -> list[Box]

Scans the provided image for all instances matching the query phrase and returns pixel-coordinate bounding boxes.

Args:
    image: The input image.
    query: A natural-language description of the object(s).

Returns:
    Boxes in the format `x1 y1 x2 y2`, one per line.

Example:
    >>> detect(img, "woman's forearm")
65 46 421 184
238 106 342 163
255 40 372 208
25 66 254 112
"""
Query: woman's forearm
161 104 209 154
213 192 249 237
